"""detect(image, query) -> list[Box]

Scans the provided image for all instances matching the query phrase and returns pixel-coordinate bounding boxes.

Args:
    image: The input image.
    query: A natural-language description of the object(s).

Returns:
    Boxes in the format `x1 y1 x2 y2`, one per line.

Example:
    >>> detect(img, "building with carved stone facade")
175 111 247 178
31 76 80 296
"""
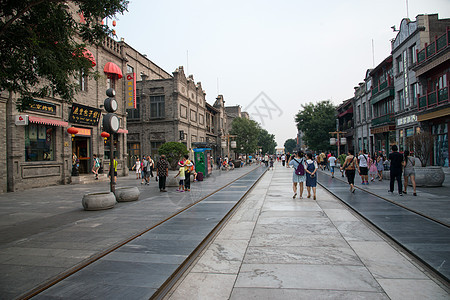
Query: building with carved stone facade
0 31 170 193
127 67 249 163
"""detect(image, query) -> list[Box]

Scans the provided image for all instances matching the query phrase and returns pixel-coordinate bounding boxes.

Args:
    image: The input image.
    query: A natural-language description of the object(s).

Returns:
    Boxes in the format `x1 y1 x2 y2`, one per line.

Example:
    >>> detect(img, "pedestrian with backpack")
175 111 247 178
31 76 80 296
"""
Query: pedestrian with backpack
288 151 306 199
305 152 318 200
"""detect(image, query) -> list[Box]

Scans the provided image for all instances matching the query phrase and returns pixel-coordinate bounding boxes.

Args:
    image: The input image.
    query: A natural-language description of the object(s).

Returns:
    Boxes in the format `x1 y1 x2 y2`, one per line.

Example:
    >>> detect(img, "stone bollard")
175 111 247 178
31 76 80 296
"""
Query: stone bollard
114 186 140 202
82 192 116 211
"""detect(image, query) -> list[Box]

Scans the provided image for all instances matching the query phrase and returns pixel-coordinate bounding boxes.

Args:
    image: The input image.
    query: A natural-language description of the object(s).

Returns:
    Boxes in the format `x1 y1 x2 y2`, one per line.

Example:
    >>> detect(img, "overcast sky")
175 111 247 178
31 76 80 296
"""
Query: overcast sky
114 0 450 147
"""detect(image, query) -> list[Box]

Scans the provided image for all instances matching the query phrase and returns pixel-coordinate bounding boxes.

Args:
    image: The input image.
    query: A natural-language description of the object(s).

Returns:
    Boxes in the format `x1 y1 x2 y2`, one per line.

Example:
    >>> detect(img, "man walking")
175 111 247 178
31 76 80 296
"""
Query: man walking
328 152 337 178
388 145 403 196
156 155 169 192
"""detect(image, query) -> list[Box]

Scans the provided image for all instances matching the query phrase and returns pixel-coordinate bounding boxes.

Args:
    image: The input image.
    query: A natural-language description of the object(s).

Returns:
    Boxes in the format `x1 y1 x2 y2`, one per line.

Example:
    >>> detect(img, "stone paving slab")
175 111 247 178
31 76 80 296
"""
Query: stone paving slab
167 163 449 300
33 167 267 299
0 165 260 299
319 171 450 282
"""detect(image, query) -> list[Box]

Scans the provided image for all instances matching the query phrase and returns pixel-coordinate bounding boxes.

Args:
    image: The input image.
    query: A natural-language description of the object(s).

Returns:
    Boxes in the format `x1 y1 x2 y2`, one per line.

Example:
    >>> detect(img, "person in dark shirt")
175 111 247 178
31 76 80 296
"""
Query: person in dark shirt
388 145 403 195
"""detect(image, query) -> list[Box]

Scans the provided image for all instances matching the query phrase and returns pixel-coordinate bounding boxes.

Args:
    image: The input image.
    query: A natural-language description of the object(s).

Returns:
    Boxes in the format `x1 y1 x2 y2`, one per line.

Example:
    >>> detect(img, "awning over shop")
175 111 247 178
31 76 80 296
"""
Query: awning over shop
83 49 96 67
28 116 68 127
104 62 123 79
117 129 128 134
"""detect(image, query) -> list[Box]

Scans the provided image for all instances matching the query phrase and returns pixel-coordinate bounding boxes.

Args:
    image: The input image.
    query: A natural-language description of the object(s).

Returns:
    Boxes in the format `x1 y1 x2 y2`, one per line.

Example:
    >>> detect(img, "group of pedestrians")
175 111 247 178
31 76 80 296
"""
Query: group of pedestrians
287 151 318 200
131 155 169 192
338 145 417 196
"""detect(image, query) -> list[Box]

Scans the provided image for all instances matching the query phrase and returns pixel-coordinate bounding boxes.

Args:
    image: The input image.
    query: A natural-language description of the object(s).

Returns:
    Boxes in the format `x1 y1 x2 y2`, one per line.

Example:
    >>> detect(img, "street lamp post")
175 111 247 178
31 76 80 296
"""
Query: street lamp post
329 130 346 158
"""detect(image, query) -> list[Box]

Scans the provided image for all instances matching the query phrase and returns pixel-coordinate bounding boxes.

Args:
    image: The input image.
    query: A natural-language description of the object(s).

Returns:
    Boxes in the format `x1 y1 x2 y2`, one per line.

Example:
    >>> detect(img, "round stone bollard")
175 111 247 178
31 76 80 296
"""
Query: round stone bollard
82 192 116 211
114 186 140 202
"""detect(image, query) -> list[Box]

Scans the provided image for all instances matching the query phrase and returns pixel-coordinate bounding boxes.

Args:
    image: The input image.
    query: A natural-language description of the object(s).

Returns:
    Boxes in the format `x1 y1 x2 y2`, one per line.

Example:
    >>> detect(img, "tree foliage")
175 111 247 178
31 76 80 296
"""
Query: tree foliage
230 117 260 155
158 142 189 170
284 138 296 153
258 128 277 155
0 0 128 110
295 100 336 151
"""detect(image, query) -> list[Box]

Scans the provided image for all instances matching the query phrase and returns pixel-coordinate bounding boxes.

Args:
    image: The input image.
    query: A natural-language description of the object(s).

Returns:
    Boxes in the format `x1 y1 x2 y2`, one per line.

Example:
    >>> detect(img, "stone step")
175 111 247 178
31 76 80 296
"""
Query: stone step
71 174 109 185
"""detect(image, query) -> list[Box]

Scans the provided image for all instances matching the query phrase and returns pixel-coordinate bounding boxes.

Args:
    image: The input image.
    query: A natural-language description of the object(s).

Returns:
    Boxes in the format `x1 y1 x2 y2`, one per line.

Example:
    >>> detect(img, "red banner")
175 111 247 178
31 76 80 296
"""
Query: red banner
126 73 136 109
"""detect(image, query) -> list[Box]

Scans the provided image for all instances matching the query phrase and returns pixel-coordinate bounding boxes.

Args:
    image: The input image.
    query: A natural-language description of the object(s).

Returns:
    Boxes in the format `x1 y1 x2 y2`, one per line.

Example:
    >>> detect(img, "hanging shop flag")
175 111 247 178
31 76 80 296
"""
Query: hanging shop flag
69 103 101 126
126 72 136 109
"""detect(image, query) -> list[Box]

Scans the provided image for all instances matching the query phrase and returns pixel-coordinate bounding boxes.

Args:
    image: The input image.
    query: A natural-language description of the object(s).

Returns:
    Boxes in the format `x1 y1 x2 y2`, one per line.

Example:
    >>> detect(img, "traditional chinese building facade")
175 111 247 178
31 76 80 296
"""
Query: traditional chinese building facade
0 34 170 193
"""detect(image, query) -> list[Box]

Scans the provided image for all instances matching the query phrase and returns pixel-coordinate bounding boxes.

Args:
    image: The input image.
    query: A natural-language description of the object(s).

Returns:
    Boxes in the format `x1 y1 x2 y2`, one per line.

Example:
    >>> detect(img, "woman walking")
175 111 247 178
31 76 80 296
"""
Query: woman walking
288 151 306 199
132 157 141 179
305 152 318 200
376 154 384 181
341 149 358 193
403 150 417 196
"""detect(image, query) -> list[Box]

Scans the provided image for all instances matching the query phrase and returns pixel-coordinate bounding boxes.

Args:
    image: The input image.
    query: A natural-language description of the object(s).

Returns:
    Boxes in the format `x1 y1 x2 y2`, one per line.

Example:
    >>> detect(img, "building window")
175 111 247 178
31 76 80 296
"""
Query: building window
126 65 134 74
151 141 163 158
199 114 204 125
398 90 404 111
126 95 140 120
396 55 403 75
190 109 197 122
79 69 88 91
362 102 366 121
25 124 55 161
107 77 116 90
410 83 418 106
410 44 417 65
357 105 361 123
180 105 187 119
150 95 165 118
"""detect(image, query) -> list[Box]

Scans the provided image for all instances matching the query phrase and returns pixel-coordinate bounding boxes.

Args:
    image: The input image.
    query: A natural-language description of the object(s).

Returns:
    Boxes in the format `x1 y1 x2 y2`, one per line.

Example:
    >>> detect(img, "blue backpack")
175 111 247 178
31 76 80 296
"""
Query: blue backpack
294 159 305 176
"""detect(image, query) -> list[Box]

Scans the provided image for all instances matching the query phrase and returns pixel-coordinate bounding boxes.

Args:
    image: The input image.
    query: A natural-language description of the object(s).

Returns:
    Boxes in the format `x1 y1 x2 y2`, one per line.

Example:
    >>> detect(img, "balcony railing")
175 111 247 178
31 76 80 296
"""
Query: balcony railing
417 27 449 64
371 114 395 127
418 87 449 110
372 76 393 97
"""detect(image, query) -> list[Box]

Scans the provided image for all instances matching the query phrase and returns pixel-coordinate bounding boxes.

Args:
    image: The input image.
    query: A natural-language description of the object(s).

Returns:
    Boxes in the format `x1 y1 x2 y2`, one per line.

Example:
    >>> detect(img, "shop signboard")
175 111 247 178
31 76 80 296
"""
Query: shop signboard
28 99 56 115
69 103 101 126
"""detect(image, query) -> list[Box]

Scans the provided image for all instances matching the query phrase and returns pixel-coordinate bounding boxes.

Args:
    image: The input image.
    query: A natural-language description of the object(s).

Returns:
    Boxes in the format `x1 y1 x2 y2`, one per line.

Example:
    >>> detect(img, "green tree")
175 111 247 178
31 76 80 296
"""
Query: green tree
0 0 129 110
158 142 189 170
230 117 260 155
284 138 296 153
295 100 336 151
258 128 277 154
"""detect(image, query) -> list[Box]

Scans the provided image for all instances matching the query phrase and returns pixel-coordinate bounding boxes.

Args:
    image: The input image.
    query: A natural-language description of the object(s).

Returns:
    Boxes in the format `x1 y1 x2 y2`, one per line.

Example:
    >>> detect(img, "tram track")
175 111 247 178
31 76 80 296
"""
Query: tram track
19 166 267 300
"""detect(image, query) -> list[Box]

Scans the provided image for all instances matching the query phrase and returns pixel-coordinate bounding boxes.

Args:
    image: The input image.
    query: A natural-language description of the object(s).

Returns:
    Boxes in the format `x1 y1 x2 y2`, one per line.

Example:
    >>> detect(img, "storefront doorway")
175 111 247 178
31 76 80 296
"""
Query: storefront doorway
73 133 91 174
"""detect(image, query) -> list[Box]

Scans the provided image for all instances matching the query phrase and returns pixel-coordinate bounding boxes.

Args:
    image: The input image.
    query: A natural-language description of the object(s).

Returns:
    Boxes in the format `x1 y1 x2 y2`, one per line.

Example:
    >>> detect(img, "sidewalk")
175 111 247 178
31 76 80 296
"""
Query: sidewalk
166 164 449 299
0 165 259 299
318 167 450 226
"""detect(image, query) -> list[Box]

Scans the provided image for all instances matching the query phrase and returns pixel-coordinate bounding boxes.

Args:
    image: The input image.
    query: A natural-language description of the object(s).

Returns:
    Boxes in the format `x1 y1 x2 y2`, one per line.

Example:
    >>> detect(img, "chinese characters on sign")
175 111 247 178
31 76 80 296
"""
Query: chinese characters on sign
28 100 56 115
69 104 101 126
126 73 136 109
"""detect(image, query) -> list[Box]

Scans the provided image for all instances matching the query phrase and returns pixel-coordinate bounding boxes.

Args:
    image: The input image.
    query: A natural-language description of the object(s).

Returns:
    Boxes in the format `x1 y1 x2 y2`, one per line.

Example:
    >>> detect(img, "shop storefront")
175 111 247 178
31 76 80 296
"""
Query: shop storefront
396 115 418 152
371 125 396 155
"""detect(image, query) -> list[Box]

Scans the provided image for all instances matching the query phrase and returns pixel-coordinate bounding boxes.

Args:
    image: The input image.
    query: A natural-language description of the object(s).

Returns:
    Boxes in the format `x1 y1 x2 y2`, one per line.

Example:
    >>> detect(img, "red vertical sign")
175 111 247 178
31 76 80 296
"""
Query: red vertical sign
126 73 136 109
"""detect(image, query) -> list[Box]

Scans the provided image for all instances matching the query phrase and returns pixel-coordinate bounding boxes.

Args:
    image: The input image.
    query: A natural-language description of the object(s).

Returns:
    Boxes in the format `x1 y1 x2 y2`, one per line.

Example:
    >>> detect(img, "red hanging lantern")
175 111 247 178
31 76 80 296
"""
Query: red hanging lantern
112 20 116 27
67 127 79 135
101 131 110 138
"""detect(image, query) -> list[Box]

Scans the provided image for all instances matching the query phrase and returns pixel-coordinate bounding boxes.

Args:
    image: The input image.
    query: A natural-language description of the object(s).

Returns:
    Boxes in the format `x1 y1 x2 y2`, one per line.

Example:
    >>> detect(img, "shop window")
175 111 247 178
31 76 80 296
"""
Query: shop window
107 77 116 90
25 124 55 161
409 44 417 64
410 83 418 106
150 95 165 118
126 65 134 74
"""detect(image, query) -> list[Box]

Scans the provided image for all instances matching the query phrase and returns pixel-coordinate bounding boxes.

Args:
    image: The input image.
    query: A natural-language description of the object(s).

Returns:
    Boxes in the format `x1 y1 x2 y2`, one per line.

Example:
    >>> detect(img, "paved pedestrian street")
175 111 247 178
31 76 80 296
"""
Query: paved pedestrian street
166 164 449 300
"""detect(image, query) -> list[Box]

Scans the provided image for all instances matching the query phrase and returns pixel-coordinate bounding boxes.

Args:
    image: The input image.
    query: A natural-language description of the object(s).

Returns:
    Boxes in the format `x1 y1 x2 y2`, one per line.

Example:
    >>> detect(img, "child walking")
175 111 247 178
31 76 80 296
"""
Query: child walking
174 164 186 192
